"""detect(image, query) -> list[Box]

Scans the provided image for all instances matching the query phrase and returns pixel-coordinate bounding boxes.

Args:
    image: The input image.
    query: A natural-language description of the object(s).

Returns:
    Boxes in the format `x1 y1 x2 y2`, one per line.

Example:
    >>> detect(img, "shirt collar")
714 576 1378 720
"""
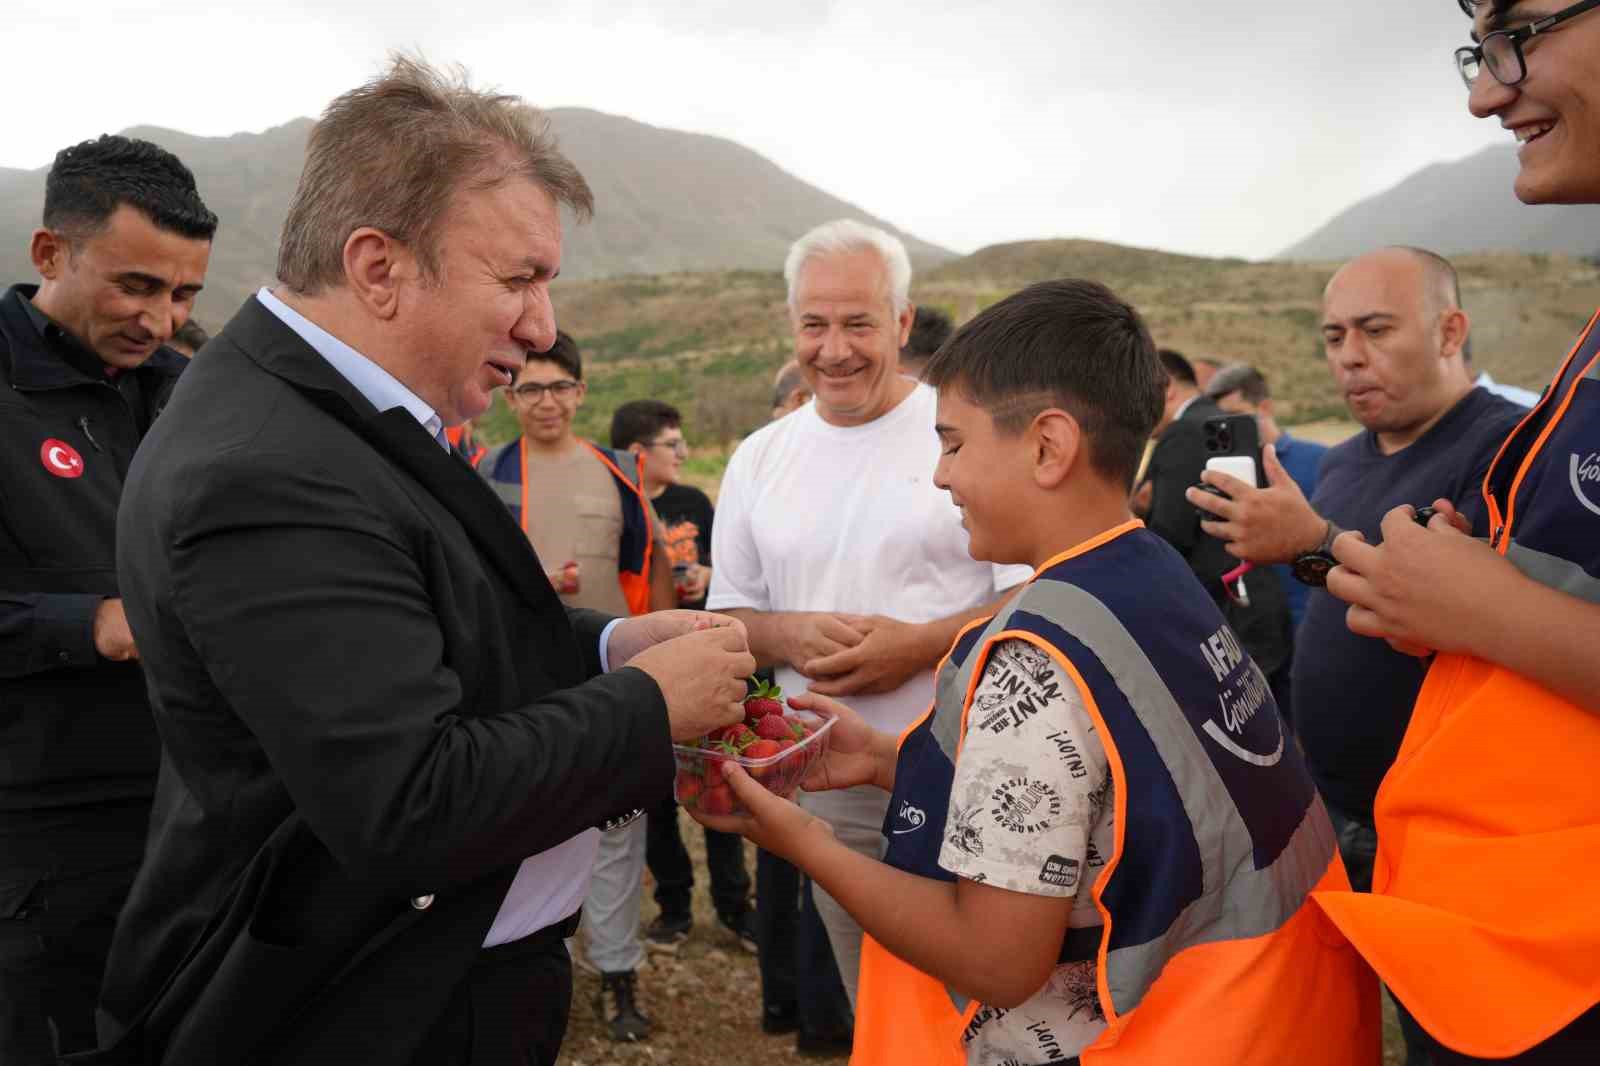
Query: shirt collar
256 286 447 449
1173 394 1201 422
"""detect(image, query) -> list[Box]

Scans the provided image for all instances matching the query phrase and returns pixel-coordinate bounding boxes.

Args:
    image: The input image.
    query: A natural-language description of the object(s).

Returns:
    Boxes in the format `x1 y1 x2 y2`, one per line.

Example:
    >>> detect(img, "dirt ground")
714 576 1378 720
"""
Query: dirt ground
556 819 846 1066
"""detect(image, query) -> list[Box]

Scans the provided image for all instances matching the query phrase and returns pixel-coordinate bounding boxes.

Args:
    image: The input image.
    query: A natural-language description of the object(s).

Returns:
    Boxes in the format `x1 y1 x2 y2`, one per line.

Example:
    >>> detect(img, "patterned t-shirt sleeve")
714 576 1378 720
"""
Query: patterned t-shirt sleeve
938 637 1111 898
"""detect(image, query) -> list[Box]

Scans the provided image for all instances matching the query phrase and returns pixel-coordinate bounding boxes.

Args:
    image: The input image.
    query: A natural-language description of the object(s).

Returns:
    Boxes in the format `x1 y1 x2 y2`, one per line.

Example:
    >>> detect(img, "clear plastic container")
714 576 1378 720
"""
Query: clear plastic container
672 711 836 816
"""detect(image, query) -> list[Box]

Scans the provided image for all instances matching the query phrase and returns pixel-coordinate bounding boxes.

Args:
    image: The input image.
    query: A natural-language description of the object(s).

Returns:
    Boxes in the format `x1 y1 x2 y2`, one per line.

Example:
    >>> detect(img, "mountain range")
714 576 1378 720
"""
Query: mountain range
1279 144 1600 261
0 109 951 322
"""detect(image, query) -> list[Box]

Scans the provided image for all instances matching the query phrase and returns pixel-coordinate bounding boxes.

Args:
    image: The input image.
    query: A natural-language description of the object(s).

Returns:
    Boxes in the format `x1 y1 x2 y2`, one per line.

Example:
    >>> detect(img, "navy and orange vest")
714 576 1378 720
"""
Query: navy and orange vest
480 438 654 616
855 522 1378 1066
1314 310 1600 1059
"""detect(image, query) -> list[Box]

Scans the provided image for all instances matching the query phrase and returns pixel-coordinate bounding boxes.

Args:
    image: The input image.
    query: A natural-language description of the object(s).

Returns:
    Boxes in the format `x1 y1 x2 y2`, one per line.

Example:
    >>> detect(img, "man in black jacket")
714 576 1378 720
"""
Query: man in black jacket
95 58 753 1066
0 135 215 1066
1141 348 1292 682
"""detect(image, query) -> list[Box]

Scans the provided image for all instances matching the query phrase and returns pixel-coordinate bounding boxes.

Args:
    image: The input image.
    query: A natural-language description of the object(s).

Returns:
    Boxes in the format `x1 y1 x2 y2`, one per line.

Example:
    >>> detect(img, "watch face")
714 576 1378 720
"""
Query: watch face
1294 554 1336 588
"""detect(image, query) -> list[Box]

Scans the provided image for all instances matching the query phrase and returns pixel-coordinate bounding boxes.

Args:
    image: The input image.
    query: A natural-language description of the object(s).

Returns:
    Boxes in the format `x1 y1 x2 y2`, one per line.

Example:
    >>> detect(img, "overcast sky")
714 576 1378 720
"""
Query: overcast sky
6 0 1505 260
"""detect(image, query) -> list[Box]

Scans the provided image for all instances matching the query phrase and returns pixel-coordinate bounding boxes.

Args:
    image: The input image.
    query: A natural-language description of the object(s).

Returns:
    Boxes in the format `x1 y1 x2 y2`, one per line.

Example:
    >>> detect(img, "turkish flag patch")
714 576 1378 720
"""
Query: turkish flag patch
40 439 85 479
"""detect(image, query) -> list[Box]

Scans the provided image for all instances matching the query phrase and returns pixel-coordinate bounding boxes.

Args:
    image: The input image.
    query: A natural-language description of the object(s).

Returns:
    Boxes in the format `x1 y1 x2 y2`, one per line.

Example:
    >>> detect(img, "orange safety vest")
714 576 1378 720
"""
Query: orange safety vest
1313 310 1600 1059
479 438 655 616
854 523 1379 1066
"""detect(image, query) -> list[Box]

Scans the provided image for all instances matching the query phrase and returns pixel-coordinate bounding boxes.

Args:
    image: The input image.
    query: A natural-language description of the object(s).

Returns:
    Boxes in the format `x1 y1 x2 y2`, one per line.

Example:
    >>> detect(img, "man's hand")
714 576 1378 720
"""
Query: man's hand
628 623 756 741
778 612 869 674
606 609 747 668
676 564 711 604
1185 444 1328 565
93 598 139 662
787 691 897 793
1326 500 1513 659
803 615 934 697
686 762 836 862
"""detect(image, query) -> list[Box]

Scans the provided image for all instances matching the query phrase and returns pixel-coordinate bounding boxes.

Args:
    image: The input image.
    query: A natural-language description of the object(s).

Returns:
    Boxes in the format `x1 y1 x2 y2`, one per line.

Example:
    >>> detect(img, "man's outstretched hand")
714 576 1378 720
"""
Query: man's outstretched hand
620 613 756 741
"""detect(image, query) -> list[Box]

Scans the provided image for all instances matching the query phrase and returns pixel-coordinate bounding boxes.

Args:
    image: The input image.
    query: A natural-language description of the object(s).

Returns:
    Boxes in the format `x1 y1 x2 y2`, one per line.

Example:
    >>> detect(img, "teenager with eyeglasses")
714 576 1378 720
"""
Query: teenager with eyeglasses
1311 3 1600 1062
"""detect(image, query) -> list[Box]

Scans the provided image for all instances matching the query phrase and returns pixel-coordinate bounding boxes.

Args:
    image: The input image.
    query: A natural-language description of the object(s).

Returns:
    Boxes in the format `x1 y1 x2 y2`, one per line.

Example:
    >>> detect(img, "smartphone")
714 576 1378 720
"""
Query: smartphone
1202 414 1263 488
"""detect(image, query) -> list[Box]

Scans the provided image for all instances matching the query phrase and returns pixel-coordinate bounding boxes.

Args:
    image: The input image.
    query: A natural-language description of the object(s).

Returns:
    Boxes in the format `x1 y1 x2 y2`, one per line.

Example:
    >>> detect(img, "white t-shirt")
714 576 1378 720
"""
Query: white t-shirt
941 638 1115 1064
708 385 1033 733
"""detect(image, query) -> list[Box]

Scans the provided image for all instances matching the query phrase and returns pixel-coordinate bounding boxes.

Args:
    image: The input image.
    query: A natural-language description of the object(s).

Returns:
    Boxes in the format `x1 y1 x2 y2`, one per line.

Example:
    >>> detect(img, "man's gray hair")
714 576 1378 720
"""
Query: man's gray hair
784 219 912 313
277 55 593 295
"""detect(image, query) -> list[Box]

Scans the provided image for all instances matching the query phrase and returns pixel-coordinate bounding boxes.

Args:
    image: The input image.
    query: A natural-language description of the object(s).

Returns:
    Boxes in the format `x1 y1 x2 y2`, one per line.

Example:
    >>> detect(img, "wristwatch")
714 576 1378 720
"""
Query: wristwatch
1291 520 1342 588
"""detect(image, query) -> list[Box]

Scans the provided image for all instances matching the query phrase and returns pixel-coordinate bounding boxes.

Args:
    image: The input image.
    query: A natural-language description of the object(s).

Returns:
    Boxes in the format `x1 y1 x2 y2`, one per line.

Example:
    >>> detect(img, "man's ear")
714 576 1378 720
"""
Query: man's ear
1439 307 1471 363
342 227 412 320
896 301 916 349
1032 409 1082 490
29 229 68 280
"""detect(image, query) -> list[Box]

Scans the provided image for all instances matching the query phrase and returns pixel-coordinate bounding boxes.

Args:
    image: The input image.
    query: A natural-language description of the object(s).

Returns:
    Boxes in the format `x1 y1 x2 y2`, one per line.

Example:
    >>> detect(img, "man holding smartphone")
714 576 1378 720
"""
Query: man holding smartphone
1186 247 1523 897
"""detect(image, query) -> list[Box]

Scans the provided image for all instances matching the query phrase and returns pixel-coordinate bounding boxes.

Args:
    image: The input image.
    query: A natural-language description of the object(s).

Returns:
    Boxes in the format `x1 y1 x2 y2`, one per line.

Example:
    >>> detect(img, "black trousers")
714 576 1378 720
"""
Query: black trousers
0 805 148 1066
755 848 852 1032
645 795 751 918
409 913 580 1066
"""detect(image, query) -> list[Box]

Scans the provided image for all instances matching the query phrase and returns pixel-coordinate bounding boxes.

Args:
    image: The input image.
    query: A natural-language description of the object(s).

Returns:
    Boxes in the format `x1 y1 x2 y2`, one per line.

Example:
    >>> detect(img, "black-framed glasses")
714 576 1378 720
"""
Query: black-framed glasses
511 380 580 402
647 437 689 457
1455 0 1600 90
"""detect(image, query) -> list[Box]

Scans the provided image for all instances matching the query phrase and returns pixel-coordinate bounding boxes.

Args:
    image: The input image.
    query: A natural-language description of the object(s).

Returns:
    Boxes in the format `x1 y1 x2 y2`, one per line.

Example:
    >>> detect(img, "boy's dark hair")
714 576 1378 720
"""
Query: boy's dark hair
1158 348 1196 387
1205 364 1270 405
923 279 1163 488
171 319 211 352
526 330 582 381
44 135 218 241
903 306 954 361
611 400 682 450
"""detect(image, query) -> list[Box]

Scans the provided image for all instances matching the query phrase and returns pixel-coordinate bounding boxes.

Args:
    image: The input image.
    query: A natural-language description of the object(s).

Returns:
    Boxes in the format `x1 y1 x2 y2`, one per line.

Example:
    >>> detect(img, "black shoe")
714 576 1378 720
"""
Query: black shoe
645 911 692 954
717 906 758 954
597 970 652 1042
796 1022 854 1058
761 1003 799 1035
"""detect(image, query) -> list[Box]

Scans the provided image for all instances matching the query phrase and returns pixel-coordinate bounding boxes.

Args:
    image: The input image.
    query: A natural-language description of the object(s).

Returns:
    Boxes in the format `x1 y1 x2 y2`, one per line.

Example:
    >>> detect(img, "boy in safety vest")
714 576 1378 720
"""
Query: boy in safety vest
1310 3 1600 1060
692 279 1379 1066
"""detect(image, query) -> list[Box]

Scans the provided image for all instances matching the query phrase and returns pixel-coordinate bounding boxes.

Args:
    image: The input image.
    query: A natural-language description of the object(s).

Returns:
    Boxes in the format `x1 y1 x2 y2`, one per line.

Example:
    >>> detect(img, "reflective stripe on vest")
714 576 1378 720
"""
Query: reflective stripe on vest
859 524 1378 1066
1313 312 1600 1059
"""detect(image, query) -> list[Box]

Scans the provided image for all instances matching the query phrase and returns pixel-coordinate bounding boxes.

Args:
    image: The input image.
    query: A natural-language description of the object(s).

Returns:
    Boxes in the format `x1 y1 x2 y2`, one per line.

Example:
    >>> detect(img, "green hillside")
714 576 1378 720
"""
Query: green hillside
479 240 1600 452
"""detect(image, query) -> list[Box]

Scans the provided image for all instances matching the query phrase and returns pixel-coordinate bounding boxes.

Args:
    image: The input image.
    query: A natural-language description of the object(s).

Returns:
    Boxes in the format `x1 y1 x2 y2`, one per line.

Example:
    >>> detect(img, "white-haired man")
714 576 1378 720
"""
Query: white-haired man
708 220 1031 1012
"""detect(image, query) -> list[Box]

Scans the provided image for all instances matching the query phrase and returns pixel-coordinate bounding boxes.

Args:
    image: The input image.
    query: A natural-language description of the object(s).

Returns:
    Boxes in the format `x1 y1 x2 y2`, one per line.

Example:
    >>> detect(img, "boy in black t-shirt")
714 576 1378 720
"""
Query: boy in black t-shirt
610 401 755 947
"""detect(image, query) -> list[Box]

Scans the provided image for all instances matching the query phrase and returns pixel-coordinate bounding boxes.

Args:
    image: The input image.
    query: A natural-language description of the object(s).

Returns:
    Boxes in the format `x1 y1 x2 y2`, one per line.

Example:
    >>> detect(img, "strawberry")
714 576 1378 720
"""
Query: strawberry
753 713 793 741
742 676 784 724
700 784 736 816
744 738 783 782
791 720 812 742
713 725 757 750
675 772 704 807
704 755 729 787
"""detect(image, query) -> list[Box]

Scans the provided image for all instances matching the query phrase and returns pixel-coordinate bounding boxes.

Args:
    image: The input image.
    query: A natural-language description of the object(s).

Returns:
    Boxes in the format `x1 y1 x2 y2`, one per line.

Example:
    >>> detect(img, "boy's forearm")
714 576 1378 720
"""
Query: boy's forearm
794 834 1026 1006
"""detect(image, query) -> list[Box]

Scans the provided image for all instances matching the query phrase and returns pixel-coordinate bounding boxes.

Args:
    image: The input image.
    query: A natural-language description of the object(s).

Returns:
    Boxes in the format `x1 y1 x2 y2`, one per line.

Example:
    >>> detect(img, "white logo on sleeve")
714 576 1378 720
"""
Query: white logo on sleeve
1570 453 1600 517
893 801 927 835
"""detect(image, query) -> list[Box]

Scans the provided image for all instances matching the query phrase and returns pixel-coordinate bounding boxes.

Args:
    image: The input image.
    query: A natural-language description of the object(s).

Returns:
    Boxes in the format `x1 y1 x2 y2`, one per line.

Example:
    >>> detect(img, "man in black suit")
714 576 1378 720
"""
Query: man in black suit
94 57 753 1066
1141 349 1290 678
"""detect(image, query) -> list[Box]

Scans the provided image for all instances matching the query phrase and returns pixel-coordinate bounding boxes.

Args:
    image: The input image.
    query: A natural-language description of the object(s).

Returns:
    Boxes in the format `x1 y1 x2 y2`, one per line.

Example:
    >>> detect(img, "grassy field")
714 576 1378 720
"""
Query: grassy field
474 240 1596 465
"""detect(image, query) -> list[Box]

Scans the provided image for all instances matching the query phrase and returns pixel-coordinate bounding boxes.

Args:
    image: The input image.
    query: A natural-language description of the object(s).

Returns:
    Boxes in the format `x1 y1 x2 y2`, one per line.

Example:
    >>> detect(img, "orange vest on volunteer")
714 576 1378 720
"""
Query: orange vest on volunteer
855 523 1379 1066
479 437 654 615
1313 310 1600 1060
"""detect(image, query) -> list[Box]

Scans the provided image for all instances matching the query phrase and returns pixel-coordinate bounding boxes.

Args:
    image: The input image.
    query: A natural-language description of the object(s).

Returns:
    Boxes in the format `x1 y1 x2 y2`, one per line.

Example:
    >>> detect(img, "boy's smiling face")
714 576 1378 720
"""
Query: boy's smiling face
933 387 1038 566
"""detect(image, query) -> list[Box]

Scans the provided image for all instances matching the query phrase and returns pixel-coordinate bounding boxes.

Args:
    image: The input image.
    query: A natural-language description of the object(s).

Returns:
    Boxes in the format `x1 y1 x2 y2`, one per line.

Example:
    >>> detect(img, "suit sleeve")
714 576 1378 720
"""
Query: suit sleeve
167 453 672 895
0 591 102 678
1144 422 1205 558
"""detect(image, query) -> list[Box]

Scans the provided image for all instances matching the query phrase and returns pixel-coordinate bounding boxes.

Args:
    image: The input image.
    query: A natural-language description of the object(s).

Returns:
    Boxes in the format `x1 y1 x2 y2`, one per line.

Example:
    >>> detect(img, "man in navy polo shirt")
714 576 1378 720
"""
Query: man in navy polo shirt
1188 246 1523 893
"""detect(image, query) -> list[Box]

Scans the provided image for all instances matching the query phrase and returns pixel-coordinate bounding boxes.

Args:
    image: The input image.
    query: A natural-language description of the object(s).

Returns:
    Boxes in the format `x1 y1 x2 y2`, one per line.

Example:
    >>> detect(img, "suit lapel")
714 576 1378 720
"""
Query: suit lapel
221 296 562 614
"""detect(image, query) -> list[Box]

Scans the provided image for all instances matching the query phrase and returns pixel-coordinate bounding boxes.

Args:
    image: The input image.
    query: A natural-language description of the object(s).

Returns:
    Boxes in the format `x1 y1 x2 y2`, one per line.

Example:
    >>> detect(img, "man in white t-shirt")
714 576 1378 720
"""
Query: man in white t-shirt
708 219 1030 1007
